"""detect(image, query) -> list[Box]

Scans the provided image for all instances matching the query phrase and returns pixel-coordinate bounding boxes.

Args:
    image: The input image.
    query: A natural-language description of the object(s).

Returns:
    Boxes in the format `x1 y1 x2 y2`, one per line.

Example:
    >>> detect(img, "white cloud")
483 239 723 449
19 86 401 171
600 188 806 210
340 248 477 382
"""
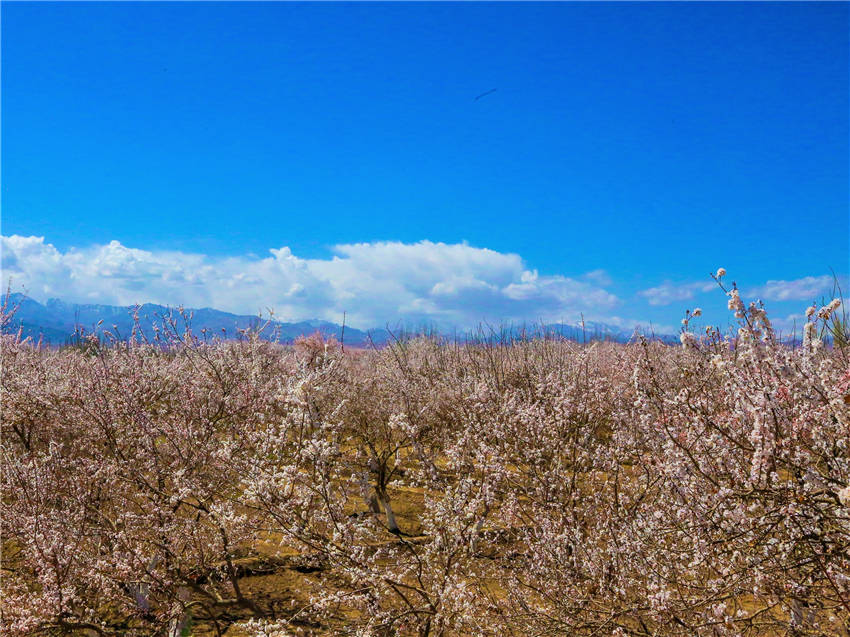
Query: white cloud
747 275 839 302
769 313 808 334
1 236 621 329
637 280 716 306
581 269 613 287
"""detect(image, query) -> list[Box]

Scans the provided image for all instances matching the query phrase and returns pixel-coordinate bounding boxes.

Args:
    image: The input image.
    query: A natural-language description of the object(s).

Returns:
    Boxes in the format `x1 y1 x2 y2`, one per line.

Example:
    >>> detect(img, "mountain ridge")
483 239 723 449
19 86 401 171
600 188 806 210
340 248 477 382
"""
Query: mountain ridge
3 294 674 346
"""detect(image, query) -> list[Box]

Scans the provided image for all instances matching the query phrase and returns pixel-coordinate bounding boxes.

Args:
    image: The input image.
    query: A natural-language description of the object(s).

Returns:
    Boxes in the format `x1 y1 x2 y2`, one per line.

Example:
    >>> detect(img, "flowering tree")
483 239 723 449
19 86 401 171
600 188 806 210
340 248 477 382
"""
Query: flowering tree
3 272 849 635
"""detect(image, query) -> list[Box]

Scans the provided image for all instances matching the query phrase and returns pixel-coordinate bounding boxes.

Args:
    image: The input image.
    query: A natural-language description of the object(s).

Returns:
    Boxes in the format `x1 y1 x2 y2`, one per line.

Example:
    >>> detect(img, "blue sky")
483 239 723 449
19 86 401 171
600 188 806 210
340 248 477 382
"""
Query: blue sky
2 2 848 332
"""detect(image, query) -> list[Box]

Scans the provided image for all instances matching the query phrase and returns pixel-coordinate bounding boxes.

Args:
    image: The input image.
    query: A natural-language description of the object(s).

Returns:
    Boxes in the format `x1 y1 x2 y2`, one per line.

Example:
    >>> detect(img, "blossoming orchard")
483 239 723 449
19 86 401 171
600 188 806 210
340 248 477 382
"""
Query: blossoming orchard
2 271 849 636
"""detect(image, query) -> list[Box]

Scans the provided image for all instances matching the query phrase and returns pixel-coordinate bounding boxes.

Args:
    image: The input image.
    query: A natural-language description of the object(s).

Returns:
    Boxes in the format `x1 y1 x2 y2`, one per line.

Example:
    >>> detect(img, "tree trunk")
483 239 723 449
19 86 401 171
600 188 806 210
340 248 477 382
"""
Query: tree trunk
365 491 381 513
377 487 399 533
168 611 191 637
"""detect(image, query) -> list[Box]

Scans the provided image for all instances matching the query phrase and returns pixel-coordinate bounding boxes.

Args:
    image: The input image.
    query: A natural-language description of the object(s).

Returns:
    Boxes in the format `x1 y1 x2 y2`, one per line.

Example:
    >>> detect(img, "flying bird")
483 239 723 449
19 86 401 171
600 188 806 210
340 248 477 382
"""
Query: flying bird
474 88 498 101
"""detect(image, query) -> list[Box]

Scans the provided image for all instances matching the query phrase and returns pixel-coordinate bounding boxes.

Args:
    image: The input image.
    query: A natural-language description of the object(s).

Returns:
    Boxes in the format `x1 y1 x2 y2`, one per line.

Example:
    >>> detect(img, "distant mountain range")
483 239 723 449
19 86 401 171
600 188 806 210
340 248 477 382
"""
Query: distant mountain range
3 294 388 347
2 294 675 346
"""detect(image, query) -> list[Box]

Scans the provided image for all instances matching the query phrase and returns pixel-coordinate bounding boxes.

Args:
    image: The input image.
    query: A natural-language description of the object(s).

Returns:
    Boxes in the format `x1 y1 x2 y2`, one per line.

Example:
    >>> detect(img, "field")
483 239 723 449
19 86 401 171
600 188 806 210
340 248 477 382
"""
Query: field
2 284 850 636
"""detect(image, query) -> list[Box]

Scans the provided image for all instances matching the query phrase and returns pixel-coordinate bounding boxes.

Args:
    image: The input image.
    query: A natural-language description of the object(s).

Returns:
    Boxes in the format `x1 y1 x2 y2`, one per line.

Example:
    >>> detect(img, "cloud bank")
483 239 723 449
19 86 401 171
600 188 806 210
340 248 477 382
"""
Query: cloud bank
747 275 839 302
638 274 846 319
1 235 621 329
637 281 716 306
